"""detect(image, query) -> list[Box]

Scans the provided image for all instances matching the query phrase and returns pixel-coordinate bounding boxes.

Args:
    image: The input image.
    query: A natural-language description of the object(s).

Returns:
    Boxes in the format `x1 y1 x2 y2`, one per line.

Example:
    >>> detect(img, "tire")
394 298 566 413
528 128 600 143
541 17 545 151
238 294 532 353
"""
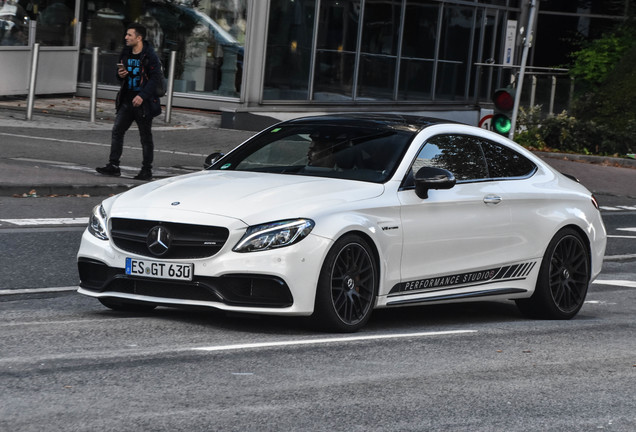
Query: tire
516 227 590 319
312 234 378 332
99 298 157 312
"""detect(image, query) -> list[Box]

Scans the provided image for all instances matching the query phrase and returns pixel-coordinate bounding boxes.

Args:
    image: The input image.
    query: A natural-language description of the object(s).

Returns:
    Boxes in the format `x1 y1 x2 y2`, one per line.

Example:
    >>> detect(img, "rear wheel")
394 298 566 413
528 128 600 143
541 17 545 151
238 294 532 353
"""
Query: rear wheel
516 227 590 319
312 234 378 332
99 298 157 312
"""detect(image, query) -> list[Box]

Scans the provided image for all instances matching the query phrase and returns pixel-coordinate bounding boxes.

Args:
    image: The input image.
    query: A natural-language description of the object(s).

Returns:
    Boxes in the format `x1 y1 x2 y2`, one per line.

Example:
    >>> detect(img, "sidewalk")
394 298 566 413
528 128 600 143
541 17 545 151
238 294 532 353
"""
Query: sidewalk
0 95 225 130
0 95 634 198
0 95 254 196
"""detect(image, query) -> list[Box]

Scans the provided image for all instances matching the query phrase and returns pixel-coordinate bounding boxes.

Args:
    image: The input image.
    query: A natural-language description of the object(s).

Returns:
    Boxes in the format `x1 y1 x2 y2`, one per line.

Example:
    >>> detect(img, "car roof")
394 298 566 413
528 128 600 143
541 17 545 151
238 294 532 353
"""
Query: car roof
283 113 456 133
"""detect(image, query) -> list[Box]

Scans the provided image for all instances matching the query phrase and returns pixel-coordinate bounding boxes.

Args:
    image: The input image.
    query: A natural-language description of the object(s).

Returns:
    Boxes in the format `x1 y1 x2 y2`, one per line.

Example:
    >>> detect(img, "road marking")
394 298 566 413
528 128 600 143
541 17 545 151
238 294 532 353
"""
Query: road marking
593 280 636 288
0 132 207 157
0 286 78 296
0 217 88 226
608 228 636 240
191 330 477 353
601 205 636 211
0 329 478 366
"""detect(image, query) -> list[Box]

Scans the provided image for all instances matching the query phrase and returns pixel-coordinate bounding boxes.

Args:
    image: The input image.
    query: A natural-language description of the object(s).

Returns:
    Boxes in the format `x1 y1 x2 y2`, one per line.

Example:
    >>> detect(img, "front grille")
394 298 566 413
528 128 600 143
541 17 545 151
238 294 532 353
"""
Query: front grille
110 218 229 259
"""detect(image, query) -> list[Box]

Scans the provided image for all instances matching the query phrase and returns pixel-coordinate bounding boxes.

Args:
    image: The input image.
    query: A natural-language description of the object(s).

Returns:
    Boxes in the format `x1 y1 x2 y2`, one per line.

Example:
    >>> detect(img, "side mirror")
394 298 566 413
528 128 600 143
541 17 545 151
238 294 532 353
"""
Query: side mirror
414 166 456 199
204 152 224 169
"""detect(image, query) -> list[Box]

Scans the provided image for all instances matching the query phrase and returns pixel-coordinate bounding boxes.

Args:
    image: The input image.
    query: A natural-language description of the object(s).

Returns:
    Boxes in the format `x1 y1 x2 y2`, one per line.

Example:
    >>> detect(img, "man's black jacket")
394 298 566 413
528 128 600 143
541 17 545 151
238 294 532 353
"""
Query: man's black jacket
115 40 162 118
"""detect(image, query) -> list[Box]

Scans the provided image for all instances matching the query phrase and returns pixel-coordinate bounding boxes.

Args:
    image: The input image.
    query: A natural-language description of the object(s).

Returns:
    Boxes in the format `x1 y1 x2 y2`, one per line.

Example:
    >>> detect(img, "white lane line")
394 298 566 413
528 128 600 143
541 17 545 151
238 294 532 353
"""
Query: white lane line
601 206 636 211
605 254 636 261
192 330 477 353
0 286 78 296
607 235 636 239
0 330 478 366
0 217 89 226
0 132 207 157
593 280 636 288
617 228 636 232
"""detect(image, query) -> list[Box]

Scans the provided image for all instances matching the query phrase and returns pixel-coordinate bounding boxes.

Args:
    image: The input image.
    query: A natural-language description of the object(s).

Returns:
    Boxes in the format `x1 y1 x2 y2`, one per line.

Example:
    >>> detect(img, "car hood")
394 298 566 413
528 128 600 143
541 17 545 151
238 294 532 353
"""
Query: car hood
109 170 384 224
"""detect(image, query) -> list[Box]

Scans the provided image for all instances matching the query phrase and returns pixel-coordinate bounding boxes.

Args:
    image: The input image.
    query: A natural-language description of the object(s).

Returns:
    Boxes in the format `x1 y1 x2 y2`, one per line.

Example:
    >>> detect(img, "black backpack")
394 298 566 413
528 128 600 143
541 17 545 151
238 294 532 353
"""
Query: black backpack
154 60 167 98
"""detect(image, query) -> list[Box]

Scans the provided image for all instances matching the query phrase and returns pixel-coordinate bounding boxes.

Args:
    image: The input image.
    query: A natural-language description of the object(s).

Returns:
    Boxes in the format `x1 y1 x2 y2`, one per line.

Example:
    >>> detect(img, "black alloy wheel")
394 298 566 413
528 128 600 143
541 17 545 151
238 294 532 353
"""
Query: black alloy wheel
516 227 590 319
313 234 378 332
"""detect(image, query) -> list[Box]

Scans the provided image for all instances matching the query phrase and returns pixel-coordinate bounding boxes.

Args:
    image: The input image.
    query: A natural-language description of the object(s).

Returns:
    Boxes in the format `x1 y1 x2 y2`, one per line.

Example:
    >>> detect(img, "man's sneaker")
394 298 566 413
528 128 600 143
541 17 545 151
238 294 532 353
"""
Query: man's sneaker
96 163 121 176
134 168 152 181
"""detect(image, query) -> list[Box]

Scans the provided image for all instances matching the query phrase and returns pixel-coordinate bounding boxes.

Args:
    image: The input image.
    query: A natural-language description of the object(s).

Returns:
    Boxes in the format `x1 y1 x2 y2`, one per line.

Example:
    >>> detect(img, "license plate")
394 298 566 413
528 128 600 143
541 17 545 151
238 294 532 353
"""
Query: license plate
125 257 193 281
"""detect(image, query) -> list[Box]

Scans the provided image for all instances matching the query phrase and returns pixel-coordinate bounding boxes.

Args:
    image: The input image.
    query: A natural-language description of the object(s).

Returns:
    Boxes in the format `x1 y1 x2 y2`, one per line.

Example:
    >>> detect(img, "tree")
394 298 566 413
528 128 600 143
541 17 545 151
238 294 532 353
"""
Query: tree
568 18 636 154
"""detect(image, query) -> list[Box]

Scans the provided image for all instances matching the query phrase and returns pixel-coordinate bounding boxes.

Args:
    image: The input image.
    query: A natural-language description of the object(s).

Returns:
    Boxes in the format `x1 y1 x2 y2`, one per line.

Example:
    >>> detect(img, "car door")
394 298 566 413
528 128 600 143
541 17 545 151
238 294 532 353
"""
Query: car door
397 134 515 289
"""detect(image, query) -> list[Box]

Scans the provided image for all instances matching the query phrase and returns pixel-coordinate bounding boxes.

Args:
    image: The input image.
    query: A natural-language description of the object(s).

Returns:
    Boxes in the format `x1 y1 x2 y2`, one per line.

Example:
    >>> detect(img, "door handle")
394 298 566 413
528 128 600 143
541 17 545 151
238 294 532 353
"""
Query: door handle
483 194 502 205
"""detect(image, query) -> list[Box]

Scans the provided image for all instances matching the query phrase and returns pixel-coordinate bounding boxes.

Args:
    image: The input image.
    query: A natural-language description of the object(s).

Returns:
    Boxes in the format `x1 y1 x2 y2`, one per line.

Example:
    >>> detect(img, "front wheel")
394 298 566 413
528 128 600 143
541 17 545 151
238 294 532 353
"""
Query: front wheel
516 227 590 319
312 234 378 332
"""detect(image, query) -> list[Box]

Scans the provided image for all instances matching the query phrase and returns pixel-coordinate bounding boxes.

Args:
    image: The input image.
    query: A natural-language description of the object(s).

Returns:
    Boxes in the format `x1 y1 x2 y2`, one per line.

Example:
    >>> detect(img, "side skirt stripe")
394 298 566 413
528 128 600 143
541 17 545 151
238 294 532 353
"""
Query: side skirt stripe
386 288 528 306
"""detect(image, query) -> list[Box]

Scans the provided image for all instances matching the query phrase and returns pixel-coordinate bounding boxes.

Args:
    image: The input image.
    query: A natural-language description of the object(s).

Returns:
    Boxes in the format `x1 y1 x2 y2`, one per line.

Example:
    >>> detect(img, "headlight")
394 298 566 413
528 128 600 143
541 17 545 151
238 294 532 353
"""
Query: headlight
233 219 315 253
87 204 109 240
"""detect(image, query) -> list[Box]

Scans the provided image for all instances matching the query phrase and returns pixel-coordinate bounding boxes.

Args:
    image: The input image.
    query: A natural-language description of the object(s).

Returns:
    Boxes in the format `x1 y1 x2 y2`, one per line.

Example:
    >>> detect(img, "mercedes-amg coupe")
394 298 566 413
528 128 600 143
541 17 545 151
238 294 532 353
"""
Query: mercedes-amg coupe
78 114 606 332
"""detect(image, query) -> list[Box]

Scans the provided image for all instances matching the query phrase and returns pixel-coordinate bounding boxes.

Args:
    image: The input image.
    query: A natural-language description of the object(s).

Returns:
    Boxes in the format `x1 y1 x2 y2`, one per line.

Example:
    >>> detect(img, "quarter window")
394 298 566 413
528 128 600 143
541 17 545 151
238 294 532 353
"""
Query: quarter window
480 140 536 178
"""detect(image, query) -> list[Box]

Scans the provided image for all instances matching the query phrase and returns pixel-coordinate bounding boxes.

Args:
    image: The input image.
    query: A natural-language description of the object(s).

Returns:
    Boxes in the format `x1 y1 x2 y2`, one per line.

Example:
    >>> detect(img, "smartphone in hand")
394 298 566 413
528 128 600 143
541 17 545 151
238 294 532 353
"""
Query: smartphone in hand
117 63 124 70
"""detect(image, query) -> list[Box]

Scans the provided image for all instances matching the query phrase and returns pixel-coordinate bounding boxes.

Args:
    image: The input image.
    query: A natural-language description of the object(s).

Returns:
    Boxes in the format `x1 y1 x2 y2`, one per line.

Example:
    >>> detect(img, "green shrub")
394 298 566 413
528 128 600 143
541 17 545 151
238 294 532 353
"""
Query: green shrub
514 106 633 156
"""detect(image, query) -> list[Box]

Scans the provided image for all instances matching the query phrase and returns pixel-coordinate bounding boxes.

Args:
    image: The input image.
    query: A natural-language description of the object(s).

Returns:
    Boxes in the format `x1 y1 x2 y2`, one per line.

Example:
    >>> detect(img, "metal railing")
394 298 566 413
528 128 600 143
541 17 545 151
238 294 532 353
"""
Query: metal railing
26 46 178 123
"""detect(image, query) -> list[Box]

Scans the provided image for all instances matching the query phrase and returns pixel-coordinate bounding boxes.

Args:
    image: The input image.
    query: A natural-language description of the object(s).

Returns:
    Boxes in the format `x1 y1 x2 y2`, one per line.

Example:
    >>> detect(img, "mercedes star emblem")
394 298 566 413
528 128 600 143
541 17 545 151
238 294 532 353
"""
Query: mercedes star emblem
147 225 172 256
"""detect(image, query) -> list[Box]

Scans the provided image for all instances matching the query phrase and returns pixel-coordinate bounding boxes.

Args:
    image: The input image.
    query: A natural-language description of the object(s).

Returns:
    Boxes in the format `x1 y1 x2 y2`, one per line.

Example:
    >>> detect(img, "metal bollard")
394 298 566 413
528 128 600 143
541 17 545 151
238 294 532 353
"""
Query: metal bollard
164 50 176 123
90 47 99 123
549 75 557 116
26 43 40 121
530 75 537 108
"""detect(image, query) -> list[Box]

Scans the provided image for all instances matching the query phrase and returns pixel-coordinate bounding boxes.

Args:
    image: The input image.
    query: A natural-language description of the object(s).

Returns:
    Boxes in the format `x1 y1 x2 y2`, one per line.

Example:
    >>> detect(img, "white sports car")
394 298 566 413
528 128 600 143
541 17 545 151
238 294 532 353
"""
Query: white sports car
77 114 606 332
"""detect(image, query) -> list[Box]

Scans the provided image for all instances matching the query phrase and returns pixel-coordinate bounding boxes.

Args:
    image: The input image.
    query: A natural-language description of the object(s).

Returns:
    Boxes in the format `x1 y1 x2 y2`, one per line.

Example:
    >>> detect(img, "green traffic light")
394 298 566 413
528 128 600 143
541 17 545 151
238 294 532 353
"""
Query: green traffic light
492 113 511 134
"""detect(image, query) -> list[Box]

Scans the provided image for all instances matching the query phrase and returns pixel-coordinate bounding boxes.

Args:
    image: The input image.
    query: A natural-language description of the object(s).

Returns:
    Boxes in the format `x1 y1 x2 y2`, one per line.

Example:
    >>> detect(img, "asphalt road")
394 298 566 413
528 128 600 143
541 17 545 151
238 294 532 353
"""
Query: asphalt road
1 121 635 431
1 193 635 431
1 279 635 431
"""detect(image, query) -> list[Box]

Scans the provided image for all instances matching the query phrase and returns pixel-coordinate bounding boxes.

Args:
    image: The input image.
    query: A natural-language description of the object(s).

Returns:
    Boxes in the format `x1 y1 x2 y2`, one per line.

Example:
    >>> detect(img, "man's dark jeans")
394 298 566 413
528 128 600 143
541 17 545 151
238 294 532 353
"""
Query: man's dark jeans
109 101 154 169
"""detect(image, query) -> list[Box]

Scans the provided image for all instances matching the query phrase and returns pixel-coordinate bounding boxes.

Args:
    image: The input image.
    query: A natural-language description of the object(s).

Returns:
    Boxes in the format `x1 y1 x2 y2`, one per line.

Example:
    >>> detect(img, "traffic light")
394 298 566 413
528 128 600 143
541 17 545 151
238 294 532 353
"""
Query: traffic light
492 87 516 136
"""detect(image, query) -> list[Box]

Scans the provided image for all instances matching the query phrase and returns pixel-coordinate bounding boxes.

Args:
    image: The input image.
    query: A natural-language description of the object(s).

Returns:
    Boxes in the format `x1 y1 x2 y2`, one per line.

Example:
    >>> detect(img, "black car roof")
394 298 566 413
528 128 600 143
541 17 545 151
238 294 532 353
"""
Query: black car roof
283 113 455 133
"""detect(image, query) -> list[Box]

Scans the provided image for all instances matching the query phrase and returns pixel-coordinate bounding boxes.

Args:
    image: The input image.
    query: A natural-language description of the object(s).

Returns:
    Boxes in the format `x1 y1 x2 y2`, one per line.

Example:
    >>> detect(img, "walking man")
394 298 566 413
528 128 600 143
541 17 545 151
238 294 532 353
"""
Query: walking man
96 23 162 180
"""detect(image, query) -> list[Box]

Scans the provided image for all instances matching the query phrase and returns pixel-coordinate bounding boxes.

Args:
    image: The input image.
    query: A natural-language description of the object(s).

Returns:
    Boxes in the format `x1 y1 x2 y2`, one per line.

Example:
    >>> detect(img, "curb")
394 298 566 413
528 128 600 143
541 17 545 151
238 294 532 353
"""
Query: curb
535 151 636 169
3 183 138 197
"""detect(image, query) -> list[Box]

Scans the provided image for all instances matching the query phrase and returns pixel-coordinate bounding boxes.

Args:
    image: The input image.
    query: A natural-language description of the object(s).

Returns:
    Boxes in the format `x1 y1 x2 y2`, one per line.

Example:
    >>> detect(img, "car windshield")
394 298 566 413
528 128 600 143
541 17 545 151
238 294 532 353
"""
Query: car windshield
210 124 415 183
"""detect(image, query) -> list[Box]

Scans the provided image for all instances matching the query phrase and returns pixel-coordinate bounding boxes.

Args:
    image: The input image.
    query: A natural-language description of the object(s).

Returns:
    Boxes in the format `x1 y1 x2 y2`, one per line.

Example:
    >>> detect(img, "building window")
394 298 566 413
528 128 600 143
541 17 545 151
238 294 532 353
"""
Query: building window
312 0 358 101
435 6 473 101
1 1 30 46
79 0 245 97
398 1 439 100
264 0 518 105
263 0 316 101
35 0 77 46
1 0 77 47
356 0 401 101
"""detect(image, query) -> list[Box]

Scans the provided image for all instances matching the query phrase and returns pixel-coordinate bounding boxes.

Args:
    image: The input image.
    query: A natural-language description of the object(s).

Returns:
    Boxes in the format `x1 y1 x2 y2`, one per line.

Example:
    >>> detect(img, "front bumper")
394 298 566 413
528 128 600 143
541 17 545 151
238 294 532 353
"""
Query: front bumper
78 258 293 308
77 228 332 315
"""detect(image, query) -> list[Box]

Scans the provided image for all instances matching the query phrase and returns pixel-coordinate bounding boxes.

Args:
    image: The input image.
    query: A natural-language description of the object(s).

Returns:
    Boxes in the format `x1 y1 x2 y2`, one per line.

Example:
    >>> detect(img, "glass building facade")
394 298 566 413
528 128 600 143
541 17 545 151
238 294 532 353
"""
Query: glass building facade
77 0 246 96
1 0 78 47
263 0 520 104
0 0 631 125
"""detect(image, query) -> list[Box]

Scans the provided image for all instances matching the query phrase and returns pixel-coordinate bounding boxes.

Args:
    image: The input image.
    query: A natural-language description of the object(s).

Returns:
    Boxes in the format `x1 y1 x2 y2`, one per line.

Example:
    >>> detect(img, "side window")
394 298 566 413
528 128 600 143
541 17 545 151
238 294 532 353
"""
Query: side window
410 135 488 182
480 140 536 178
